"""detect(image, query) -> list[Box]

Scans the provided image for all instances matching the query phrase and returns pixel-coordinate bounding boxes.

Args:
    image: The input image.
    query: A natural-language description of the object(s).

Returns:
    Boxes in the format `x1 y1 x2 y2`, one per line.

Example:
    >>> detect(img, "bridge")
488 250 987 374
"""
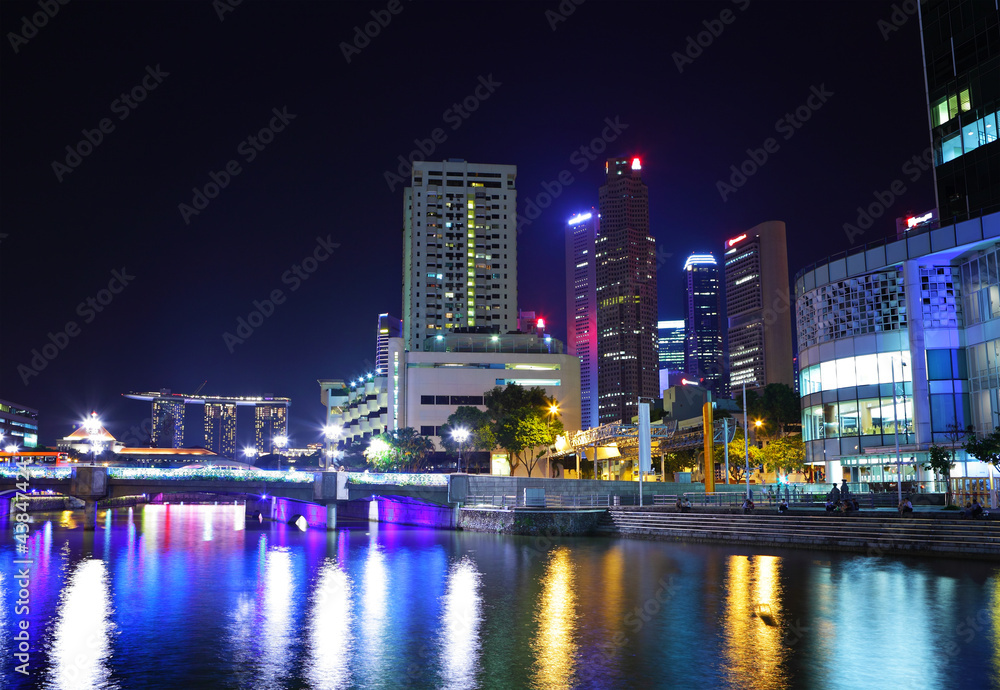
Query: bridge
0 465 697 531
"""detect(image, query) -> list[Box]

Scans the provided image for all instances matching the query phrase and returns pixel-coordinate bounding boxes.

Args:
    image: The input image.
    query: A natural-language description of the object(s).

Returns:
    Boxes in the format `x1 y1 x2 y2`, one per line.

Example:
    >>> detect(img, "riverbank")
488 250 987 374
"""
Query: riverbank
600 510 1000 560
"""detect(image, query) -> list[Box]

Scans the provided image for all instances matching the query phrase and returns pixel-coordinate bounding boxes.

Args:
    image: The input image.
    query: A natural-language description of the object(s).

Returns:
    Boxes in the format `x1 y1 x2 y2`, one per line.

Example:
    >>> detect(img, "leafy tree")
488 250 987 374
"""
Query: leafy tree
713 428 760 483
757 435 806 474
745 383 800 435
363 428 433 473
923 444 956 506
484 384 561 477
661 448 696 479
439 406 495 457
963 427 1000 475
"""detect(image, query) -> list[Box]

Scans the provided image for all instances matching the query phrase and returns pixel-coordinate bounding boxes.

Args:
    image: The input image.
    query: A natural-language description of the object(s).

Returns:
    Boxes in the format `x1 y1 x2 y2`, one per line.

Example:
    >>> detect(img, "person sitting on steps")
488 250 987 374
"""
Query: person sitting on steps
778 499 789 514
898 497 913 517
742 496 755 514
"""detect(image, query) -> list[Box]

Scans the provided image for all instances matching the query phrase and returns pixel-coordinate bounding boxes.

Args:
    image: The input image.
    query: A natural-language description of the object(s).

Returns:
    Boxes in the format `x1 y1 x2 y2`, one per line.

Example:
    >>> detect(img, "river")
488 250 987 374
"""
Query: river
2 504 998 688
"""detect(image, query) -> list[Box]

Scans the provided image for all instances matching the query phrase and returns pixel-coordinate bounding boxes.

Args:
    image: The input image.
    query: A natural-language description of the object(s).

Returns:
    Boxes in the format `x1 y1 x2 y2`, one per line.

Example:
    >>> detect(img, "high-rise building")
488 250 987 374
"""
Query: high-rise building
152 396 185 448
565 210 599 430
402 159 518 351
725 221 795 393
0 398 38 449
203 402 237 458
254 404 288 455
376 313 403 375
596 157 659 424
683 253 726 398
919 0 999 223
657 319 686 371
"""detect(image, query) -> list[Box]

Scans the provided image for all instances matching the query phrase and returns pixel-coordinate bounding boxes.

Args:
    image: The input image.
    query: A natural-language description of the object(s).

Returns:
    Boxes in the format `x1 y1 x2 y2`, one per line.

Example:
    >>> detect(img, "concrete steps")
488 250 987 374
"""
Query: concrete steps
600 511 1000 559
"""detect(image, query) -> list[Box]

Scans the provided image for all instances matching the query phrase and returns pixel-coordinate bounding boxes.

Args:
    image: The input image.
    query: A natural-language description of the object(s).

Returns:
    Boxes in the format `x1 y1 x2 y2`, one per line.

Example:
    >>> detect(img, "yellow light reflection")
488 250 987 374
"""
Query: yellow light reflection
307 558 353 689
533 547 577 689
440 557 482 688
721 555 787 690
993 576 1000 680
45 559 116 689
59 509 77 530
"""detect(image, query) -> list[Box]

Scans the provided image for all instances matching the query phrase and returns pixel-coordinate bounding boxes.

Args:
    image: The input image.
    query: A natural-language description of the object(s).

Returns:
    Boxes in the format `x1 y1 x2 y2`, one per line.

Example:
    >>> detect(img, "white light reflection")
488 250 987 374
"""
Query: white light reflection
260 548 294 686
439 557 482 689
306 559 353 688
45 559 116 689
203 506 213 542
358 546 388 681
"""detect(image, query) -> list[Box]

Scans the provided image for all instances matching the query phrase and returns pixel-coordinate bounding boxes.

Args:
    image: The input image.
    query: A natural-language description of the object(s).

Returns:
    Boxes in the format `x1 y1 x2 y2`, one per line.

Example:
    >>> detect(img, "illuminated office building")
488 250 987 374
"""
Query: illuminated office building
402 159 518 351
725 221 795 393
565 210 599 430
255 404 288 455
0 398 39 449
151 397 185 448
684 253 726 398
596 157 658 424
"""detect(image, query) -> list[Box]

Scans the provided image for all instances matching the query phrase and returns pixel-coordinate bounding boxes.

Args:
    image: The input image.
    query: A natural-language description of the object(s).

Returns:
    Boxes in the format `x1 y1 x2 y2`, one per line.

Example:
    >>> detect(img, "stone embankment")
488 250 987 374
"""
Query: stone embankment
459 507 605 536
600 510 1000 560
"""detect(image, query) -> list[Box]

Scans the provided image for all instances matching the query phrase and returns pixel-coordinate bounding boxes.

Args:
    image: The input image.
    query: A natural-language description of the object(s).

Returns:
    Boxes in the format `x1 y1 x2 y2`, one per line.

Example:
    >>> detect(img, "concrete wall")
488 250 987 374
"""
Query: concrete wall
458 507 604 535
451 474 702 502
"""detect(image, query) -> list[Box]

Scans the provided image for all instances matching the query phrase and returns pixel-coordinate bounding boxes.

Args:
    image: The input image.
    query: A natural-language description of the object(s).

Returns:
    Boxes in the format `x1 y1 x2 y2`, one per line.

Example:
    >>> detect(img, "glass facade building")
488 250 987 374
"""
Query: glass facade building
683 253 726 398
794 211 1000 483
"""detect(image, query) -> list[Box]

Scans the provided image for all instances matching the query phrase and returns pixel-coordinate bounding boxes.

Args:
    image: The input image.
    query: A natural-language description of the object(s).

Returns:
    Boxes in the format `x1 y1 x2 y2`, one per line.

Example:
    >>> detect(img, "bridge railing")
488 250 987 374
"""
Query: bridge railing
465 493 640 509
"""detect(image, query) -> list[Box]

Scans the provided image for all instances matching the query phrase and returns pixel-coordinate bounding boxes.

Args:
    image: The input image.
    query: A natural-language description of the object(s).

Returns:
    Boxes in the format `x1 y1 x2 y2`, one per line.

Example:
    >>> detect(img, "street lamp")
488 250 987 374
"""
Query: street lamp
243 447 258 465
84 412 103 466
452 427 469 473
323 424 343 471
273 434 288 472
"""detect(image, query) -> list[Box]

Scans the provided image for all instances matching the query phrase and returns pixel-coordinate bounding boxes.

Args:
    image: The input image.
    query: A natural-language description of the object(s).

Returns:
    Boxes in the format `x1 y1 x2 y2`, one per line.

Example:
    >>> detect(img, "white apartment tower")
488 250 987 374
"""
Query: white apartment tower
403 160 518 351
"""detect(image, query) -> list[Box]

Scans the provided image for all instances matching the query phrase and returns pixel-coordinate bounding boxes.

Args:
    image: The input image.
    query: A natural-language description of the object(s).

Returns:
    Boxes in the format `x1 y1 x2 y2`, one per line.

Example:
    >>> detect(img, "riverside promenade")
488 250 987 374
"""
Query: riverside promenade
599 507 1000 560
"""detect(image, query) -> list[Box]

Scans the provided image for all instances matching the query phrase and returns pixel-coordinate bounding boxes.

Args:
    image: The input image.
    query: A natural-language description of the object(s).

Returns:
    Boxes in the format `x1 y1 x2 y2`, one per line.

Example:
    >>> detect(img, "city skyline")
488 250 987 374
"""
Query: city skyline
1 2 936 445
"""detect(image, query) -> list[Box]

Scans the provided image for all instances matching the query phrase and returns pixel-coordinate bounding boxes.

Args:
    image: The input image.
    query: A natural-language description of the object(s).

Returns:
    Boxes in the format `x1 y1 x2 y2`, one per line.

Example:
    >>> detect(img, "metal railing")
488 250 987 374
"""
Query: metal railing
464 493 643 509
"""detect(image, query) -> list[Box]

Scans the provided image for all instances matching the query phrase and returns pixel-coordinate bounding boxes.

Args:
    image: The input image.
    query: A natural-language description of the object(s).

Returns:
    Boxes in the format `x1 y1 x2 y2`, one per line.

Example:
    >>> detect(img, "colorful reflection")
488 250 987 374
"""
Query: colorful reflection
306 558 353 689
721 555 787 689
439 557 482 688
533 547 578 689
44 559 116 689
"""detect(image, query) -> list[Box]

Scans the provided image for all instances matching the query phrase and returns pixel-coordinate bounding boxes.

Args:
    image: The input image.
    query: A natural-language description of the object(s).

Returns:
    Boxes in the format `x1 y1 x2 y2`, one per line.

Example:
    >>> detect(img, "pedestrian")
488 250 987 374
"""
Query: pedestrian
829 483 841 505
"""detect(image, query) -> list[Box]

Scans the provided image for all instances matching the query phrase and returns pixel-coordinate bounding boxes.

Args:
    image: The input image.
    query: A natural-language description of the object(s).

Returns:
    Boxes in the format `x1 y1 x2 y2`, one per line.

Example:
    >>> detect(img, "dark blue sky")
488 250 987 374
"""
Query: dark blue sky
0 0 934 446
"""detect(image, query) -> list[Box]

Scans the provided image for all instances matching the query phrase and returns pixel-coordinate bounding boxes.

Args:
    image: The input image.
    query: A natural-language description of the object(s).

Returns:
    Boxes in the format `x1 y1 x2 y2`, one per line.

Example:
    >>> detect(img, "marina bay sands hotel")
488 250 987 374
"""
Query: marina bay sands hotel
123 390 290 459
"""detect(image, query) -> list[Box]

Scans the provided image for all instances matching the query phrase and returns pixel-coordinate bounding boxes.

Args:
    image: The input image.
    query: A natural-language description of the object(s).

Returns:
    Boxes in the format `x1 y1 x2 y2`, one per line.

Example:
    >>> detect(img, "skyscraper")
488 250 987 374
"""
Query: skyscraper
565 210 599 430
254 404 288 455
658 319 686 371
596 157 659 424
152 397 185 448
376 313 403 375
919 0 999 223
725 221 795 392
402 159 518 351
203 402 237 458
683 253 726 397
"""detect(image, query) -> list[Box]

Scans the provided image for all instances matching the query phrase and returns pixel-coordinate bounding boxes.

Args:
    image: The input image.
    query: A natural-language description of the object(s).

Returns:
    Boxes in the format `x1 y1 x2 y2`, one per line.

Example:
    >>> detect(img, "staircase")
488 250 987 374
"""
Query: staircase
599 511 1000 560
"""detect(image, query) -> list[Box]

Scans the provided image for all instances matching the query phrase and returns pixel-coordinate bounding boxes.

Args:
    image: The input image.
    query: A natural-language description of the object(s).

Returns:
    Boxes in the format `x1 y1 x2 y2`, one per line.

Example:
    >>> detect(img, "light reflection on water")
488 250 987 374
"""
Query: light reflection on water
306 558 353 689
44 559 117 689
439 556 482 689
533 547 578 689
1 505 997 688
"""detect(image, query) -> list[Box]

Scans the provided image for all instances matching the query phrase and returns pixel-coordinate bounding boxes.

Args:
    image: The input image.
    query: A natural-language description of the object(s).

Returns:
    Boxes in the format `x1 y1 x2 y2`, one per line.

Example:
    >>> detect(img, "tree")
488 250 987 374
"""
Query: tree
439 406 496 464
964 427 1000 475
923 444 956 506
484 384 560 477
757 435 806 475
714 428 760 483
745 383 800 435
363 428 433 473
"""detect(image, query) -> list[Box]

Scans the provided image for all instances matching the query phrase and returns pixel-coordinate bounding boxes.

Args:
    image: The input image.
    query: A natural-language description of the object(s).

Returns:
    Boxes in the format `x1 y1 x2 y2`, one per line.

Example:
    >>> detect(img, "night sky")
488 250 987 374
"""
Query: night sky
1 0 935 447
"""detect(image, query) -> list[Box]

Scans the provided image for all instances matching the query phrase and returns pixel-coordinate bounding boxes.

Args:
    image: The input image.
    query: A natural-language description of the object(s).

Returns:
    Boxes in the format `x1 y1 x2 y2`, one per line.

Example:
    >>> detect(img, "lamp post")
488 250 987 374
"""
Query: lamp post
273 434 288 472
243 447 258 466
891 358 908 503
323 424 343 471
84 412 102 466
452 427 469 473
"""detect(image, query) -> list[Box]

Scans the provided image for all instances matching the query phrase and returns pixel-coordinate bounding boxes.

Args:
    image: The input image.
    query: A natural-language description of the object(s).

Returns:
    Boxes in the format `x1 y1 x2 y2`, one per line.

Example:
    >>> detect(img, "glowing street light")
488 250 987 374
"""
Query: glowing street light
323 424 343 471
452 427 469 473
83 412 103 466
